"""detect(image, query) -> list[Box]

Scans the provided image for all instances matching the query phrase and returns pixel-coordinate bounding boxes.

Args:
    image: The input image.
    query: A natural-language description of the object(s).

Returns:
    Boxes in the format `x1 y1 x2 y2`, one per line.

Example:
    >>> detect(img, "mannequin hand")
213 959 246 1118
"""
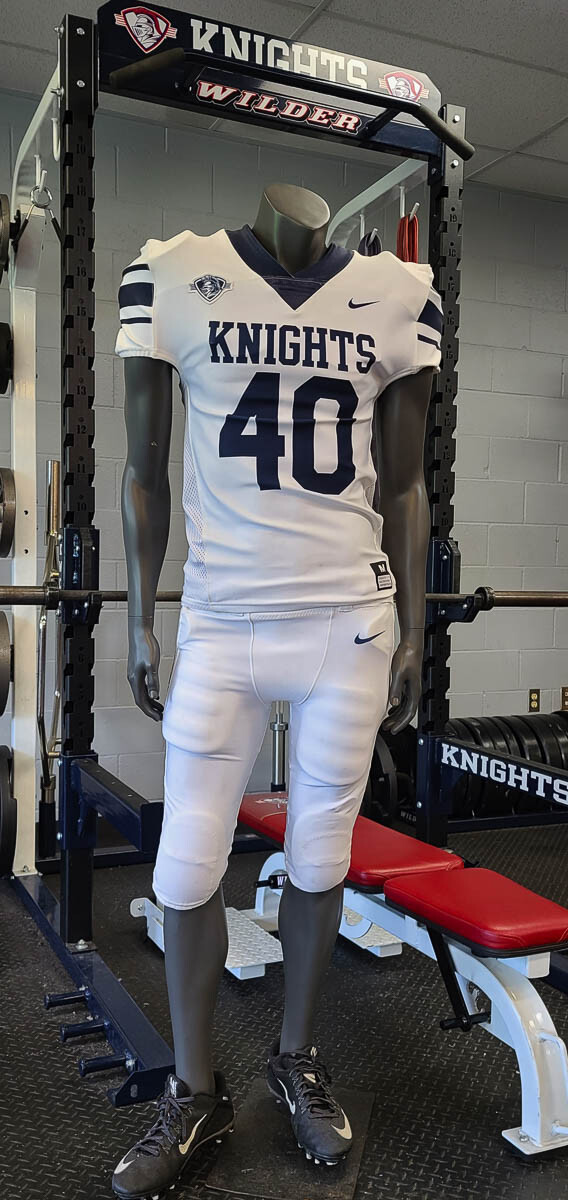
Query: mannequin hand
381 630 423 736
127 616 163 721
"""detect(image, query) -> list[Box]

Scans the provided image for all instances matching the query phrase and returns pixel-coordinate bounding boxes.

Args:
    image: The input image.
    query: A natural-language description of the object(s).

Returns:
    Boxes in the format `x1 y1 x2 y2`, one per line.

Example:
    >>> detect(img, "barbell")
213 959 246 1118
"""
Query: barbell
0 586 567 608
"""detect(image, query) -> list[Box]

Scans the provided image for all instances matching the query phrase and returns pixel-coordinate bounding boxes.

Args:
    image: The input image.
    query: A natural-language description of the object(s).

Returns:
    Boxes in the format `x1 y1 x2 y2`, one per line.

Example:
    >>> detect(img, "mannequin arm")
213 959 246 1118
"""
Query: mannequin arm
121 357 173 720
375 367 433 733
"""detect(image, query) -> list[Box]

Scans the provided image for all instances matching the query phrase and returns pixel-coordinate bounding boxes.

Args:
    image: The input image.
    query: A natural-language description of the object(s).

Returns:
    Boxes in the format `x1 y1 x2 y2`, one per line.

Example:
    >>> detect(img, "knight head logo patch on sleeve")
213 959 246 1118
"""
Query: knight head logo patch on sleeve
115 7 178 53
189 275 233 303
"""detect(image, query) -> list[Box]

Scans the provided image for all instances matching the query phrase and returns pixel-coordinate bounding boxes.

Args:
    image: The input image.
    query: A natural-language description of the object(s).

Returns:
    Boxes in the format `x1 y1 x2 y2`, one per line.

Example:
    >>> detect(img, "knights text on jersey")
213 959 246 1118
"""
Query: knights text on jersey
115 225 442 611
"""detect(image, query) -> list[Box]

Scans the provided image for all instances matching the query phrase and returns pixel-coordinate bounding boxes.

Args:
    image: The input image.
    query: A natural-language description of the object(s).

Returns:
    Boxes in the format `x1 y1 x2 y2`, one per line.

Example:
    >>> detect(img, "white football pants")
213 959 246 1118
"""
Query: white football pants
155 598 395 909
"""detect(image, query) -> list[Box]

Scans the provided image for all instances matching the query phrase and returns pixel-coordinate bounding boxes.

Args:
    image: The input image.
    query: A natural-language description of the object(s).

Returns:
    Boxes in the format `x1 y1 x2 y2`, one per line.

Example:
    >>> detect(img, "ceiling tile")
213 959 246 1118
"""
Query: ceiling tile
329 0 568 74
313 12 567 150
474 152 568 198
526 123 568 163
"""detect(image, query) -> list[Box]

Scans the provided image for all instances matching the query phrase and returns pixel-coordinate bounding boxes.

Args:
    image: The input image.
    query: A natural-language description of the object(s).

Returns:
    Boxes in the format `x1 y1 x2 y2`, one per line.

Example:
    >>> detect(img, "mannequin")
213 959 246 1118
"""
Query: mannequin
114 183 434 1198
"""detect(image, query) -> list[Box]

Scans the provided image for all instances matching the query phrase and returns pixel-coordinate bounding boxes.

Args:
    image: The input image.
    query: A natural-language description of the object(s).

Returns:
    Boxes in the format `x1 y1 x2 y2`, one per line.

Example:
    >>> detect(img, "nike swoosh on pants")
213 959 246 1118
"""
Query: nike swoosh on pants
354 630 385 644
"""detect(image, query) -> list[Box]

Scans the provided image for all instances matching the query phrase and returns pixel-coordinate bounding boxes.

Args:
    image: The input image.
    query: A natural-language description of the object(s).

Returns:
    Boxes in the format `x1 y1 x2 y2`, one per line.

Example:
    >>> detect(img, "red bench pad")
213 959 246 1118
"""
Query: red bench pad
238 794 463 889
385 867 568 952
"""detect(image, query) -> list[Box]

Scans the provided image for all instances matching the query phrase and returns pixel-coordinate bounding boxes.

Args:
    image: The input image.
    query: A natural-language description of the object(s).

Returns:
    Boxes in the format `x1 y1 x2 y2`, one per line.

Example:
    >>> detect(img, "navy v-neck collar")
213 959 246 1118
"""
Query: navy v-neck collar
224 224 353 311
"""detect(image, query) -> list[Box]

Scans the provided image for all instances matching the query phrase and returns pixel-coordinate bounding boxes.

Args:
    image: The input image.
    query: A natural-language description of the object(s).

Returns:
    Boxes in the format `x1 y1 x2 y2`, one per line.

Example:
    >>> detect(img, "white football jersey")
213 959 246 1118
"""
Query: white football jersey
116 226 442 611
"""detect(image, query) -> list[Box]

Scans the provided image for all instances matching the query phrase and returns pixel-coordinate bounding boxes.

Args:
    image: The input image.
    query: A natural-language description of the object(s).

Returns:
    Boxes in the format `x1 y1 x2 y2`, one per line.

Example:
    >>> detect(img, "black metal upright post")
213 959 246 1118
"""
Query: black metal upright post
417 105 465 844
59 15 99 943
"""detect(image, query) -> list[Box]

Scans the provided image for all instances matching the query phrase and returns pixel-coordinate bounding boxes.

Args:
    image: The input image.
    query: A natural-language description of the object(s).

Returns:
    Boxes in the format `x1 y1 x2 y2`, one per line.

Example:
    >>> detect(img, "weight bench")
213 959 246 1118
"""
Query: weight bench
133 791 568 1156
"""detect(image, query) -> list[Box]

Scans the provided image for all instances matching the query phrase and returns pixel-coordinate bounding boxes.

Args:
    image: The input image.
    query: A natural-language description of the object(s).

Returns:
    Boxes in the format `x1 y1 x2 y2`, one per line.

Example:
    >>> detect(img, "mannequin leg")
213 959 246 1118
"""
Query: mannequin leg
164 886 228 1095
278 879 344 1053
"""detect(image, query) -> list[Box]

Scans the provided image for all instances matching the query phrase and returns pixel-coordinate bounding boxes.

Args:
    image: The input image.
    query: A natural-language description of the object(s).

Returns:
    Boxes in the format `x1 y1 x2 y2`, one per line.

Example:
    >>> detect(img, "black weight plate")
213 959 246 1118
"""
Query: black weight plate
368 732 398 825
0 322 12 394
471 717 516 817
541 712 568 770
0 194 9 282
457 717 487 748
446 718 474 743
458 715 496 751
445 719 483 818
479 717 510 755
501 715 553 813
500 714 543 765
0 610 10 717
0 746 15 876
0 466 15 558
491 715 524 758
524 713 564 769
381 725 416 778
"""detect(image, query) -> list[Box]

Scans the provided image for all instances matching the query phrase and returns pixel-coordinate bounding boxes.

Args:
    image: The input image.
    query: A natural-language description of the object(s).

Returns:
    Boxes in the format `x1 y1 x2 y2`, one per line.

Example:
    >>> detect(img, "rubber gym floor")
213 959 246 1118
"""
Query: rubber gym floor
2 823 568 1200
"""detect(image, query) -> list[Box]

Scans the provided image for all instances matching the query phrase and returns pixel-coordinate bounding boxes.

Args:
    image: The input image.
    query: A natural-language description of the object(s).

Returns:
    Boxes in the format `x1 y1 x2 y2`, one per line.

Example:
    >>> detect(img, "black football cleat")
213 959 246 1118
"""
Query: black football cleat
266 1041 353 1165
112 1071 234 1199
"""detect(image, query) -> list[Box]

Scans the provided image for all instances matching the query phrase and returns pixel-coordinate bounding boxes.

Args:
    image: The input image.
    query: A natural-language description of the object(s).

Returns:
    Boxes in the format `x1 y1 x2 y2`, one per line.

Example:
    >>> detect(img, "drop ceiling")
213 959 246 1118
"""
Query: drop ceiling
1 0 567 199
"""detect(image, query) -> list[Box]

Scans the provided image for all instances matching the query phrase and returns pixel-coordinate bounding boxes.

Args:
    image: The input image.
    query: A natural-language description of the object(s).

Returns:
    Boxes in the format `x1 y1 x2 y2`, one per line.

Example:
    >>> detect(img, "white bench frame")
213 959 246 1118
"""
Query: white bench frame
132 845 568 1157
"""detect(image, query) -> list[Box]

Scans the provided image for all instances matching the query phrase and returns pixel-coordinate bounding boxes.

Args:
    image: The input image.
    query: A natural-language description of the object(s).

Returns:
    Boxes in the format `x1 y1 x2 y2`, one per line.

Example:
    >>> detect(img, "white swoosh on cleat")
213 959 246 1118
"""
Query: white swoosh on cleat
114 1154 136 1175
179 1113 209 1155
279 1080 296 1115
331 1113 352 1140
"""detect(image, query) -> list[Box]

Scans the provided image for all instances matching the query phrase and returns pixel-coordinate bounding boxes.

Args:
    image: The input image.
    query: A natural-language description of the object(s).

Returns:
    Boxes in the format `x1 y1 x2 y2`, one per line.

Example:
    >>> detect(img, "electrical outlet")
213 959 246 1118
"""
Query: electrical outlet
529 688 540 713
562 687 568 712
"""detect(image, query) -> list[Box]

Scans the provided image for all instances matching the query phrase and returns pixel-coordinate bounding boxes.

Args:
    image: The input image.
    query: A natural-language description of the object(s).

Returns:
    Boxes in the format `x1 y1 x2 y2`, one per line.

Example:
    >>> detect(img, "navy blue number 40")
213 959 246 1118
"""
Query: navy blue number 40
219 372 357 494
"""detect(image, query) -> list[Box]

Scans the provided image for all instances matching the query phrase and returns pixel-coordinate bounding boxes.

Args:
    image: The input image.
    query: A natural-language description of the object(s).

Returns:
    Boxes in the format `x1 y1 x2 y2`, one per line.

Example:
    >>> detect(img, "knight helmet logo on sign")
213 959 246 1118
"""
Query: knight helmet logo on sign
379 72 429 102
115 6 178 53
189 275 233 303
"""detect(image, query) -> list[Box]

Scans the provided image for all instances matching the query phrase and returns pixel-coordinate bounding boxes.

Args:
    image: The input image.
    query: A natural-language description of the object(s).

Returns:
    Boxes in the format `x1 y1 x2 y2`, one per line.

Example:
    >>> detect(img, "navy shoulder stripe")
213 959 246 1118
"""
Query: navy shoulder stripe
418 333 440 348
119 281 154 308
122 263 149 277
418 297 443 334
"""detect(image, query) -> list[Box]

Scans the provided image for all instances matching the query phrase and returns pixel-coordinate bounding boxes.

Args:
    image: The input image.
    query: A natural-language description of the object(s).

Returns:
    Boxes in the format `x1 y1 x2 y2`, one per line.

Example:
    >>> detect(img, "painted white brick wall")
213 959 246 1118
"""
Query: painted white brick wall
452 185 568 718
1 92 568 789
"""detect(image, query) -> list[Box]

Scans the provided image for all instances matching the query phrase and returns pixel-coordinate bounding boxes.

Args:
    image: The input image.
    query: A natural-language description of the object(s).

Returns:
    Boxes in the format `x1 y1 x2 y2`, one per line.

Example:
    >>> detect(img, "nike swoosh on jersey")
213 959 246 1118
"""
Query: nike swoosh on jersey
179 1112 209 1155
348 298 381 308
354 630 385 644
331 1112 353 1140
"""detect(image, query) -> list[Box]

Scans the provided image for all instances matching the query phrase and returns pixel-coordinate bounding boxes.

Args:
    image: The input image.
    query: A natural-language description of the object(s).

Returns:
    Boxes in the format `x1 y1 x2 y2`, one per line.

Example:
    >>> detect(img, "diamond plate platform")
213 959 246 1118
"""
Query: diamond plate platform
131 896 283 979
206 1078 374 1199
4 826 568 1198
225 908 283 978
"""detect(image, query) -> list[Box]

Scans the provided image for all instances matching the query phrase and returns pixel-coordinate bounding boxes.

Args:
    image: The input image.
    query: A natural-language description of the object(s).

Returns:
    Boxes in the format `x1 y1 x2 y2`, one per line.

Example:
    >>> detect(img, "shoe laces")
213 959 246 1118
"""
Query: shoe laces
134 1093 193 1157
287 1050 338 1118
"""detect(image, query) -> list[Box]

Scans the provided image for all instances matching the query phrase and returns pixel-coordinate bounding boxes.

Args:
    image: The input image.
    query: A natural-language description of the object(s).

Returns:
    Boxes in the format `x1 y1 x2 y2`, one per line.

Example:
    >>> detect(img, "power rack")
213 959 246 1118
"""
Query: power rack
7 4 477 1104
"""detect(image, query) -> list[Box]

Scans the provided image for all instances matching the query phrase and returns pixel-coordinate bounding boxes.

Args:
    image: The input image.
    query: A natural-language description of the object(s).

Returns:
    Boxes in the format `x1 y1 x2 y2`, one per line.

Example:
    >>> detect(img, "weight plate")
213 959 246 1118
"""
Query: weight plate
0 322 12 394
479 717 510 755
0 746 15 876
501 715 553 813
500 714 542 765
0 194 9 283
458 715 495 751
381 725 417 778
369 732 398 824
0 609 10 717
0 466 15 558
524 713 564 769
468 717 514 817
540 712 568 771
491 715 524 758
445 719 481 818
446 718 473 742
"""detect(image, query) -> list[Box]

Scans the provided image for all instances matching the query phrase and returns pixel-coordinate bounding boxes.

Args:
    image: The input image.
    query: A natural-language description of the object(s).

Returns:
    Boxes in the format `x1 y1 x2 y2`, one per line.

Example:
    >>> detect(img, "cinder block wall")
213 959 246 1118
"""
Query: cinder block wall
452 186 568 718
1 93 567 794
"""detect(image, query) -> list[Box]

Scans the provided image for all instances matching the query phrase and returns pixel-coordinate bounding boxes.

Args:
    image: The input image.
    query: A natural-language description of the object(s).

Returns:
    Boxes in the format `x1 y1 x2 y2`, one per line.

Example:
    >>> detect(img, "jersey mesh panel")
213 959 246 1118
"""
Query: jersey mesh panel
183 431 208 592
